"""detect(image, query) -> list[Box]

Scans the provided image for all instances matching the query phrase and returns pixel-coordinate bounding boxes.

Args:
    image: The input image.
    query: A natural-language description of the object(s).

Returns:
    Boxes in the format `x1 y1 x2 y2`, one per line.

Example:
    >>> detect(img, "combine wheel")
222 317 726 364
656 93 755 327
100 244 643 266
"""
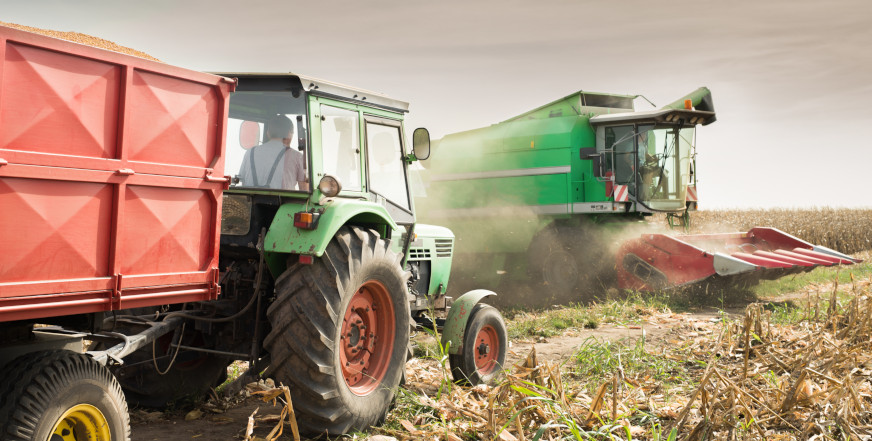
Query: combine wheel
528 224 614 305
0 350 130 441
264 226 410 435
449 304 507 385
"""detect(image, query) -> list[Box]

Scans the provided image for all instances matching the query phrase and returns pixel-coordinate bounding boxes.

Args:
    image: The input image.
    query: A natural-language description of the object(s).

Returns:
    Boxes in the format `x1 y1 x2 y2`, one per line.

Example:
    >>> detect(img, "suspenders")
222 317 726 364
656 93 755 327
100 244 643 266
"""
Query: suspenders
248 146 287 188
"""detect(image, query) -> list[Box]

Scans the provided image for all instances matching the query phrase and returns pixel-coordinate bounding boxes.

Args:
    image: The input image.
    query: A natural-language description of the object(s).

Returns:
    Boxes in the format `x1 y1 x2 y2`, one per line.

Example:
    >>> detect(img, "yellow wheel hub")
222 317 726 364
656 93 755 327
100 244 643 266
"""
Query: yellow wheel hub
50 404 111 441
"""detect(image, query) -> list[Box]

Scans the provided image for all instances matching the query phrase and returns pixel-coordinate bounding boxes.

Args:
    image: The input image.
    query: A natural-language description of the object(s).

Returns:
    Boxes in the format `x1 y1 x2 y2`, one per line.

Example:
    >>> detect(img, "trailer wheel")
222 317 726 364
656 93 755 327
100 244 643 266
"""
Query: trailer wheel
449 304 507 385
264 226 410 435
0 350 130 441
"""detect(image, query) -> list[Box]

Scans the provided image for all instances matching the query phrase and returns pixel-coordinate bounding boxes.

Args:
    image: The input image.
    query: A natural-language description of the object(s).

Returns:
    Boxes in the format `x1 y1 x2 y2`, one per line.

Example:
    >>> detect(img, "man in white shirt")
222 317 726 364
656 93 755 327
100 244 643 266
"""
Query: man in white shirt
238 115 308 190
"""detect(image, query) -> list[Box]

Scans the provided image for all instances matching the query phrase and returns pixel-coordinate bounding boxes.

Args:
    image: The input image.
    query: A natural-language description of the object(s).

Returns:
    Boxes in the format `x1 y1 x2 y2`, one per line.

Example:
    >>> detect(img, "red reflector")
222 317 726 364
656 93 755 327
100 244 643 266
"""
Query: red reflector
299 255 314 265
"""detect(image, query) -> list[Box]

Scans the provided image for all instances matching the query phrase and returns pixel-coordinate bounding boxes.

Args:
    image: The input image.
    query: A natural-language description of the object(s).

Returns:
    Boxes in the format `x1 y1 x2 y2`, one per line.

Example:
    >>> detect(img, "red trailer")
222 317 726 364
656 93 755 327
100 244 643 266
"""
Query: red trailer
0 25 233 322
0 25 233 440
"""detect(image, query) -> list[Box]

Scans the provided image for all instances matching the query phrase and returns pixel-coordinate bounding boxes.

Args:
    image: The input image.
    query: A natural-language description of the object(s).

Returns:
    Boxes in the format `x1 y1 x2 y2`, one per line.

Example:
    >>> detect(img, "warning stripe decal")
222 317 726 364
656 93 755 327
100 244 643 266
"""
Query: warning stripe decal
614 184 628 202
687 186 698 201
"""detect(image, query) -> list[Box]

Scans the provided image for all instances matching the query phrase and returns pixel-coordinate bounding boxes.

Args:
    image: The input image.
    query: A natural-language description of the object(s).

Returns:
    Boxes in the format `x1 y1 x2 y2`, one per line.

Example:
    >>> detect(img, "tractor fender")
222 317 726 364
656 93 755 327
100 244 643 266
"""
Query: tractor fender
441 289 496 355
263 198 398 277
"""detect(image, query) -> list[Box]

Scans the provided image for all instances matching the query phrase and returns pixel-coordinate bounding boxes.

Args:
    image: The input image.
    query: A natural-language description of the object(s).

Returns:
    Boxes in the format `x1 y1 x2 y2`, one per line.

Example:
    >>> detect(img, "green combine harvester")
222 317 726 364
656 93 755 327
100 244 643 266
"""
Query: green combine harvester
416 88 860 304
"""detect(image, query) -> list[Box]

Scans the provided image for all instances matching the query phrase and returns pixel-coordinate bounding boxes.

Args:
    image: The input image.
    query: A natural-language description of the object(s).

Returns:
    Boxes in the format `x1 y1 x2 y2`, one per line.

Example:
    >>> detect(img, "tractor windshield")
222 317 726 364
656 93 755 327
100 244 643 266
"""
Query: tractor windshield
226 91 309 192
636 124 694 211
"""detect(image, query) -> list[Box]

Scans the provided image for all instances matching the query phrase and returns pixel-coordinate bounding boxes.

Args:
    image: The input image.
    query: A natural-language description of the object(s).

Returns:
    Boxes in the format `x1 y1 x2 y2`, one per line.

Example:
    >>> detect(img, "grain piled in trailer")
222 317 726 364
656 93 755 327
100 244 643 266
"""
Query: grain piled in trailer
0 20 159 61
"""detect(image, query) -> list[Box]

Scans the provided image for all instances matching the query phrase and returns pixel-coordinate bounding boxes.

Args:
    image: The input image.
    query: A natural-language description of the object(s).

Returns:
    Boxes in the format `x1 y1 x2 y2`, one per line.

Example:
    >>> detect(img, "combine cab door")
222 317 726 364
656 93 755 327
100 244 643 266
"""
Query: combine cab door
600 125 637 199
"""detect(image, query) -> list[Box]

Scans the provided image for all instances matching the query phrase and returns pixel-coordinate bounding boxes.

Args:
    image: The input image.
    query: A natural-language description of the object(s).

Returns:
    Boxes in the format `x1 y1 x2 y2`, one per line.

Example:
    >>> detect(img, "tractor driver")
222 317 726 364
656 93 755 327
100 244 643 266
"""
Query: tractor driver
238 115 309 191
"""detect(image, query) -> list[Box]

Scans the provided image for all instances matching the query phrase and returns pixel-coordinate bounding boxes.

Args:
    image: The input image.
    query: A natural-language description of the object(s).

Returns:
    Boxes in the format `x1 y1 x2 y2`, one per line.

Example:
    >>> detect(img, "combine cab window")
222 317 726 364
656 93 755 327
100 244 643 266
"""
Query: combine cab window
599 124 695 211
637 125 694 211
321 105 362 192
365 122 409 210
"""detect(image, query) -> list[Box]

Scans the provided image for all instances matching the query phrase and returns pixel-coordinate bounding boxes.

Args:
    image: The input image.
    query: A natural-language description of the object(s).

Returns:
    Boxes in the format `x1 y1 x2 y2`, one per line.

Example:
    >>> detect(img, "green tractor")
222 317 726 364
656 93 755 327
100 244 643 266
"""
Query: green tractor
186 74 505 434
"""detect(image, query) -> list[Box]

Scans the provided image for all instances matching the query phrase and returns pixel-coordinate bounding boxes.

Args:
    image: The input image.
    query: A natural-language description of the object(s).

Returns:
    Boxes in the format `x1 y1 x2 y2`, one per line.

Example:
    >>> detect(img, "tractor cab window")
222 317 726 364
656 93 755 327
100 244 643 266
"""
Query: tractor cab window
365 122 410 210
321 105 362 192
226 91 309 191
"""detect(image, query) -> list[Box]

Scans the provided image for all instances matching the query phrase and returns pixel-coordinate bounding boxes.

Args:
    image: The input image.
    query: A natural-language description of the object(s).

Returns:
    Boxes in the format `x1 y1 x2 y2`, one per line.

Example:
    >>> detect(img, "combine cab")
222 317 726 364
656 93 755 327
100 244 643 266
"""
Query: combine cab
618 227 862 291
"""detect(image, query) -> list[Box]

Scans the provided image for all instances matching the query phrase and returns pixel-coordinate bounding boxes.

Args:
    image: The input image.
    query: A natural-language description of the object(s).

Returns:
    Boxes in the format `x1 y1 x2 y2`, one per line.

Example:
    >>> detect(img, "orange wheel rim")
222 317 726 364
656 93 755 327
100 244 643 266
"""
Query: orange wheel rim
339 280 395 395
473 324 500 374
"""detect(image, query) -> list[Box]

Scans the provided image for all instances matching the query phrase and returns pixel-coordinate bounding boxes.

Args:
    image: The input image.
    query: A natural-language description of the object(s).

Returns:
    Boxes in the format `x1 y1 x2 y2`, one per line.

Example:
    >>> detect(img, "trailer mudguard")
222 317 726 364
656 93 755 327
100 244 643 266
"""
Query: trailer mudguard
441 289 496 355
263 198 399 276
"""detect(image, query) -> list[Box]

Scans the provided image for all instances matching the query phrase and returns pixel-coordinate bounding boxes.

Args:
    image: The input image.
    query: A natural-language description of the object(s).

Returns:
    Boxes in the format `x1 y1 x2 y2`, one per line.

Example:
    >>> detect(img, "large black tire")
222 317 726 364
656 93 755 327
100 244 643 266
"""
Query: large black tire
527 224 614 305
449 304 507 385
0 350 130 441
264 226 411 435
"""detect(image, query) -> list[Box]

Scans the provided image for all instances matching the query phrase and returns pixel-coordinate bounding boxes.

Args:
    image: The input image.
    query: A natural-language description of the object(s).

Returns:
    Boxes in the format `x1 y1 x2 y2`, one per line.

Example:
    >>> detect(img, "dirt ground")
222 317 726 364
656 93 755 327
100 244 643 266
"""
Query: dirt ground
129 306 732 441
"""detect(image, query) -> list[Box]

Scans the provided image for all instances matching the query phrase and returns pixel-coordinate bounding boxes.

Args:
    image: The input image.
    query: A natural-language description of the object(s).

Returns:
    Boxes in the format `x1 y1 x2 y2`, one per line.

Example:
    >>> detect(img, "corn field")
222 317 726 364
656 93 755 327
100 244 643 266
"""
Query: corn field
686 208 872 255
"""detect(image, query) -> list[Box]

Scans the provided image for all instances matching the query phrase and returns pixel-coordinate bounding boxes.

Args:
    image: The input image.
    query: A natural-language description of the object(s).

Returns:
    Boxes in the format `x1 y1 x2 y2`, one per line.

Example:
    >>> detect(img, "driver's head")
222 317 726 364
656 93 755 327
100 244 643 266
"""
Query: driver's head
266 115 293 140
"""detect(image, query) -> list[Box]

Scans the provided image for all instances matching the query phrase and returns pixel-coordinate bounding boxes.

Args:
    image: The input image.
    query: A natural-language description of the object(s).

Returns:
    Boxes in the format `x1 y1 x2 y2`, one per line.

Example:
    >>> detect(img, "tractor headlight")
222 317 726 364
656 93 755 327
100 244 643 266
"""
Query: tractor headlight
318 174 342 197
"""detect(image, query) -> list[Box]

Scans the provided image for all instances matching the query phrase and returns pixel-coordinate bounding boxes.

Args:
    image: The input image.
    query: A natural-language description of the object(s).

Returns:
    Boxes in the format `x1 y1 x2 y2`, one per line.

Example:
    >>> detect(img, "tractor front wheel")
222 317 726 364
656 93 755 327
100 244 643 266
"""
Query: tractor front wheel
264 226 411 435
449 304 507 385
0 350 130 441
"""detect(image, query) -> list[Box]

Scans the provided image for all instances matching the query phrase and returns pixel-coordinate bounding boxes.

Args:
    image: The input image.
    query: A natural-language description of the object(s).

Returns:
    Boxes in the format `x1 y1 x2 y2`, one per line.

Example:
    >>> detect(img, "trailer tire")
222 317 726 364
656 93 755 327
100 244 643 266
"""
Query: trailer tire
449 304 507 385
264 226 410 435
0 350 130 441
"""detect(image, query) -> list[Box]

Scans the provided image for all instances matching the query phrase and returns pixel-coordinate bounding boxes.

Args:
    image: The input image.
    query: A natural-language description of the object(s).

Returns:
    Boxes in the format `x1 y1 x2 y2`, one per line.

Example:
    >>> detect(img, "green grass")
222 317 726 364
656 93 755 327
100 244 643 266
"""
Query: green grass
572 337 688 388
751 259 872 299
504 293 681 340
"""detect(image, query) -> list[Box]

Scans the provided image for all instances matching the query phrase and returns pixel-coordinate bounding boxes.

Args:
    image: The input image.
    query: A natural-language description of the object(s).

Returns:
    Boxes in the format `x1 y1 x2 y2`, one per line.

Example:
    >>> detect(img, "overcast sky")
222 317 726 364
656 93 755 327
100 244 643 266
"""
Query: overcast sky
2 0 871 208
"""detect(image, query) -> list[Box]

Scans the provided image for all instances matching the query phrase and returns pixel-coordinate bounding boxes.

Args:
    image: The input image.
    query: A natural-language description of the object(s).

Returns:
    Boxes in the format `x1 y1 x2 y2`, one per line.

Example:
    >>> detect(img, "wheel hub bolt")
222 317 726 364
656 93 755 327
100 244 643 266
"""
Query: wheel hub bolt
478 343 490 356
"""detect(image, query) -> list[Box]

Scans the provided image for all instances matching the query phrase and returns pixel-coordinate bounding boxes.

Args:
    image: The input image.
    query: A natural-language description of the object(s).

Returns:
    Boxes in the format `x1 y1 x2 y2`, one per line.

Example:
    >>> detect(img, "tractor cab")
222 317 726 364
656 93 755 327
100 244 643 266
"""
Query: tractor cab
217 73 431 270
221 74 425 223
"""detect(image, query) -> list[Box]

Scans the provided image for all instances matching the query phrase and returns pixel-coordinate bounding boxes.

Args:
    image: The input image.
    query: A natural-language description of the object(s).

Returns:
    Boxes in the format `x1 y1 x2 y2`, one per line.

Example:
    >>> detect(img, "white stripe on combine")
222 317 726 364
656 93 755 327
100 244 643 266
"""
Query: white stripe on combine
426 204 569 219
429 166 571 182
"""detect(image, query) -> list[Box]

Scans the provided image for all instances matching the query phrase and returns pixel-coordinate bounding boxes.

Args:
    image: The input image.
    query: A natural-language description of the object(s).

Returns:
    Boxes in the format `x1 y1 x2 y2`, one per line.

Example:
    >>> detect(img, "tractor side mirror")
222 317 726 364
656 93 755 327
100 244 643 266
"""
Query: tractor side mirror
412 127 430 160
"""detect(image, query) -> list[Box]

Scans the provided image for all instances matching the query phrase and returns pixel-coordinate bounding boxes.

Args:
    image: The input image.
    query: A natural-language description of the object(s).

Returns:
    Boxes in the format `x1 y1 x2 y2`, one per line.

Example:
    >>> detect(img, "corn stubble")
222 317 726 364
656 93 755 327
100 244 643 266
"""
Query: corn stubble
382 281 872 440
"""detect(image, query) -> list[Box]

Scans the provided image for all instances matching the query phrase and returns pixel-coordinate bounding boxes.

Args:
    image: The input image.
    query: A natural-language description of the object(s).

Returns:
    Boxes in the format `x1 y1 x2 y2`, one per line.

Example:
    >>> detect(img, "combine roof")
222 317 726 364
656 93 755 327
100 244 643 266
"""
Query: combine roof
503 90 636 123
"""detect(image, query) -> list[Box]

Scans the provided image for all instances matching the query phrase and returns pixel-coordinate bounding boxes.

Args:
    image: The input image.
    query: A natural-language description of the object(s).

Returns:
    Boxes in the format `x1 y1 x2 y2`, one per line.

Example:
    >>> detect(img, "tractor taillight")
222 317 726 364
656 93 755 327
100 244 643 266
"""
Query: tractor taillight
299 255 314 265
294 211 320 229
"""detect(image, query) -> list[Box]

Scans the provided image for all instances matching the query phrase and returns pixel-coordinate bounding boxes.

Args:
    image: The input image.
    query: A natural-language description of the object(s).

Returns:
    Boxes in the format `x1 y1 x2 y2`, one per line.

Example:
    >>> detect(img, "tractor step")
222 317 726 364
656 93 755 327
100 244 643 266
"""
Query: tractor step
616 227 862 291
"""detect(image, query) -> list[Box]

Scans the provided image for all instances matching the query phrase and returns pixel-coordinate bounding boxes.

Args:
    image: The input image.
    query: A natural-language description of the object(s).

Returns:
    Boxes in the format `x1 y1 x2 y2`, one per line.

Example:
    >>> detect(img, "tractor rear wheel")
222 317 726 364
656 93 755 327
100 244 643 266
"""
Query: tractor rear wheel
264 226 411 435
449 304 507 385
0 350 130 441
